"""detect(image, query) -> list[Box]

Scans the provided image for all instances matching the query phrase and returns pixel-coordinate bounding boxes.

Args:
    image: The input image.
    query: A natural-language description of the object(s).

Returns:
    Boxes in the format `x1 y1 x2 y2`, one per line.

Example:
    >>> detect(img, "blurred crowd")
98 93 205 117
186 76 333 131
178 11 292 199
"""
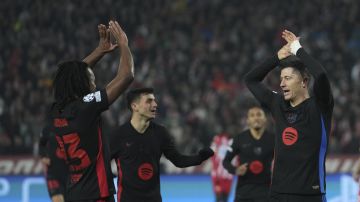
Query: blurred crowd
1 0 359 155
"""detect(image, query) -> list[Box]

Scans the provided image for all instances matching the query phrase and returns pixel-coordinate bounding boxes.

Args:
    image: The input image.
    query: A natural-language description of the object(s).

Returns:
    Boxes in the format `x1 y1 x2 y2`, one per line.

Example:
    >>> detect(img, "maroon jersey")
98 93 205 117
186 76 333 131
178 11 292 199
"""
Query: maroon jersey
51 90 115 201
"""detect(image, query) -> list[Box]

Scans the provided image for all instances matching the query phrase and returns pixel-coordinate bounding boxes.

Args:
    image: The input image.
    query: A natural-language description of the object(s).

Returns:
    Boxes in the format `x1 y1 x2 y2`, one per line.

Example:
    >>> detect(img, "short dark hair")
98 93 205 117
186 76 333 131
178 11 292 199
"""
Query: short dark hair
279 56 310 80
53 60 91 110
126 87 155 111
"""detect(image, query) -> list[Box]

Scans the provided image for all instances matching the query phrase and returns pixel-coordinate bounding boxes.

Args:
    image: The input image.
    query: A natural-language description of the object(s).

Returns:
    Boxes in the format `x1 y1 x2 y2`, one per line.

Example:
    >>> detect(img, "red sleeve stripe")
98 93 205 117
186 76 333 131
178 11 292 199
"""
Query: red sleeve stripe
117 159 123 202
96 127 109 197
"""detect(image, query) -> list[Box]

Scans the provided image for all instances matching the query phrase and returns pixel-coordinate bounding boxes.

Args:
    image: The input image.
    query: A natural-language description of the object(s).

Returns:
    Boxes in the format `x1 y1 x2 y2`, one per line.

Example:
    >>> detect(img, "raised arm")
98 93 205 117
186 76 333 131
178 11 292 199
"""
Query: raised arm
106 20 134 104
244 44 289 108
83 24 118 68
282 30 334 109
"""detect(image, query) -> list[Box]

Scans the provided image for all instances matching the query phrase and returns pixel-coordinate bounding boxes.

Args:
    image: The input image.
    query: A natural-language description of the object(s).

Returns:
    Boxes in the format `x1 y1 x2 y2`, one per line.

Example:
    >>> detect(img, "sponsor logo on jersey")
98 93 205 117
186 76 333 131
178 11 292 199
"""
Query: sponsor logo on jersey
249 160 263 174
282 127 298 146
138 163 154 181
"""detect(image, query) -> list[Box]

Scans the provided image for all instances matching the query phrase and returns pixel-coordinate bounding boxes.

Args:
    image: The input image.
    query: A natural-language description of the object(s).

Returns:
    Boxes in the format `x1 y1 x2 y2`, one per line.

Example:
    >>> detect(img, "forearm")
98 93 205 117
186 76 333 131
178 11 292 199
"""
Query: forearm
244 55 279 106
168 153 202 168
105 45 134 104
117 45 134 78
82 48 105 68
244 55 279 84
296 48 333 106
222 153 236 174
296 48 326 79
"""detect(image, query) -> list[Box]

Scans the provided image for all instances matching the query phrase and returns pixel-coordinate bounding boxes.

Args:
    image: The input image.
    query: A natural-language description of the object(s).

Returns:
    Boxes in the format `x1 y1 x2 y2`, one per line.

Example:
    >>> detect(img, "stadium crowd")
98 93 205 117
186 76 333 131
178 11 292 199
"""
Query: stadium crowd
1 0 359 155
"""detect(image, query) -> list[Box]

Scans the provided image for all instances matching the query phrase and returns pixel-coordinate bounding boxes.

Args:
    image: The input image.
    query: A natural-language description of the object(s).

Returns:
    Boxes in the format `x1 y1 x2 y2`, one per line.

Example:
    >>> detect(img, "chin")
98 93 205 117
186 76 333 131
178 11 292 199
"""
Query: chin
283 96 291 101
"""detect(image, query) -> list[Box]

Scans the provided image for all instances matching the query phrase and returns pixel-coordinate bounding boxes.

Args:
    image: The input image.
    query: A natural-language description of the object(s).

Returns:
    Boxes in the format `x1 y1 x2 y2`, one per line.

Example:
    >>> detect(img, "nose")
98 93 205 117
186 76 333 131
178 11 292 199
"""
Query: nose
280 79 285 88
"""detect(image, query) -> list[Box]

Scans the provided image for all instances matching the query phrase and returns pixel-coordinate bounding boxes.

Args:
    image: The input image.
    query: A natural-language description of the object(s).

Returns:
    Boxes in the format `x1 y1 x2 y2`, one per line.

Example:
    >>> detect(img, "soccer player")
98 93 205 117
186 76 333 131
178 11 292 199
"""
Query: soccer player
223 106 274 202
110 87 214 202
50 20 134 202
210 132 234 202
244 30 334 202
39 124 67 202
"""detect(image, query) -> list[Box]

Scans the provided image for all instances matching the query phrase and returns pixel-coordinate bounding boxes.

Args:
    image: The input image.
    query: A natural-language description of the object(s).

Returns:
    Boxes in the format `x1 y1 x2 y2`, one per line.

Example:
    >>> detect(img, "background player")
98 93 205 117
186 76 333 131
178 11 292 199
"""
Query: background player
110 87 214 202
244 30 334 202
50 20 134 201
223 106 274 202
210 132 234 202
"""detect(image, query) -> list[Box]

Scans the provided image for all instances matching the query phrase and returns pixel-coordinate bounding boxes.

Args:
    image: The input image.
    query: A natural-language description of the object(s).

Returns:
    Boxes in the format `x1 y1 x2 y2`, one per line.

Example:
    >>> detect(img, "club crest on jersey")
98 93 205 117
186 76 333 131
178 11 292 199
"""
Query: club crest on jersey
253 147 262 155
286 112 298 123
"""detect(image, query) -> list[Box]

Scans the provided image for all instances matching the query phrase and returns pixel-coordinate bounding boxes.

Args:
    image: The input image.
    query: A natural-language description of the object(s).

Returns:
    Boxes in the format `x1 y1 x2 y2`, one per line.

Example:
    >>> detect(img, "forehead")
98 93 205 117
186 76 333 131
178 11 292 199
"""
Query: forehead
280 67 300 76
139 93 155 101
248 107 264 115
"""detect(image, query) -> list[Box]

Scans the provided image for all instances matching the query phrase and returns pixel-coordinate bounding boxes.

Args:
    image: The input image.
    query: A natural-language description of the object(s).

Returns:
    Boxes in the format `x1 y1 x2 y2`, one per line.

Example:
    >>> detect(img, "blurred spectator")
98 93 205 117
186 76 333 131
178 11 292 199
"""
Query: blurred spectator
1 0 360 154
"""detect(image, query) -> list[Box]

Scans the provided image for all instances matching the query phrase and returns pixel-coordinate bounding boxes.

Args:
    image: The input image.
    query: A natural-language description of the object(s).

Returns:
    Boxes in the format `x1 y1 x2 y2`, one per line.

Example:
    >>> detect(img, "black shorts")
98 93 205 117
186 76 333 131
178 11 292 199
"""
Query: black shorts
269 192 326 202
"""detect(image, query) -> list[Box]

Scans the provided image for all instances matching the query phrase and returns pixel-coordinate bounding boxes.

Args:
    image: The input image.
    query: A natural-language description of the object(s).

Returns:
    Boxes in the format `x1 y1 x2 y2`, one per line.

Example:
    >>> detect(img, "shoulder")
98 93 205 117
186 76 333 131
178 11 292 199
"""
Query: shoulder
150 121 168 133
111 122 131 138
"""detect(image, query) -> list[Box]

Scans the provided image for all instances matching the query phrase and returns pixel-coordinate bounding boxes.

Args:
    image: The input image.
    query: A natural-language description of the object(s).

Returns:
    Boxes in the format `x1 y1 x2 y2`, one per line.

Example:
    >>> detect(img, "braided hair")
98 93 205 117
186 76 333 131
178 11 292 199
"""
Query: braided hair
53 60 91 110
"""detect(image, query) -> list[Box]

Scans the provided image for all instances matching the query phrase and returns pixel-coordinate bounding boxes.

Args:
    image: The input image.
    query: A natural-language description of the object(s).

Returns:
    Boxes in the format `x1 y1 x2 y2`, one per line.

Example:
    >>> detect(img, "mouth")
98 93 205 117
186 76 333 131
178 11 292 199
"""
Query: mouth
283 89 290 96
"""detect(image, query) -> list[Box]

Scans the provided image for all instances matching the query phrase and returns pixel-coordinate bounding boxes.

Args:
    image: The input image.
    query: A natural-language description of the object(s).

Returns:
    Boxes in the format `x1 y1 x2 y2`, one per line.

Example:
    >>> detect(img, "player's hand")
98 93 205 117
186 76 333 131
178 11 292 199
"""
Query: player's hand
108 20 128 47
235 163 248 176
41 157 51 166
97 24 118 53
282 30 299 44
198 148 214 161
277 43 291 60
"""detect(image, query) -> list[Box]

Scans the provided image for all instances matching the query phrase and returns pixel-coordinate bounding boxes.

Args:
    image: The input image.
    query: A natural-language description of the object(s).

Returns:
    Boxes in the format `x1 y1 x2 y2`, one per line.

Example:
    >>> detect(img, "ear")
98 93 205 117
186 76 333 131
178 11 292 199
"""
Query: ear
131 102 137 111
302 77 309 87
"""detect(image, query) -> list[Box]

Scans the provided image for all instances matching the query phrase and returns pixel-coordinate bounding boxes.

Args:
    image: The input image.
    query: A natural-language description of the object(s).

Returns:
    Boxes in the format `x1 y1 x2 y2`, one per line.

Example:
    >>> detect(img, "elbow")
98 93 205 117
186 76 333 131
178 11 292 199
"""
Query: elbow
243 72 253 85
125 73 134 84
172 161 186 168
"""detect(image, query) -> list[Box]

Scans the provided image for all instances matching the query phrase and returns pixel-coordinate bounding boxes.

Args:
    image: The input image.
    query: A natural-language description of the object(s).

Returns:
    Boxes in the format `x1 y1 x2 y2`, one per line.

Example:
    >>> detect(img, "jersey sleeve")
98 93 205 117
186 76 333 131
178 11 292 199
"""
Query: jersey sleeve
161 127 203 168
39 128 49 157
244 55 280 110
81 89 109 116
222 136 239 174
296 48 334 113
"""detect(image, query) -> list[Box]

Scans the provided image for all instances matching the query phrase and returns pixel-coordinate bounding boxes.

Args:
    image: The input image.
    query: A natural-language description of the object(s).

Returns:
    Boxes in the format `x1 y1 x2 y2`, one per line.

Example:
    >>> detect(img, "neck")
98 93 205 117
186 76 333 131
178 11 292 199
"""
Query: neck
250 127 265 140
130 114 150 134
290 92 310 107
